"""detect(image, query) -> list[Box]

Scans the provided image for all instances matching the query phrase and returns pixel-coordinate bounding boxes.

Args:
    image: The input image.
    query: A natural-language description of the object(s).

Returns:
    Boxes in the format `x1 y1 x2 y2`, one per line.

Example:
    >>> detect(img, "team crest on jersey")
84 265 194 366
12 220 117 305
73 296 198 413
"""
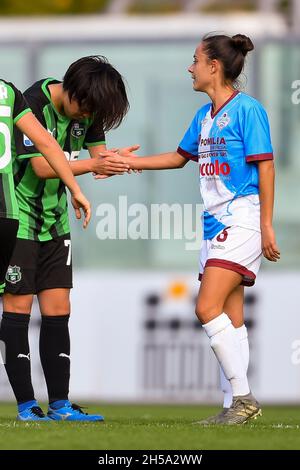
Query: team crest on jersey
216 112 230 129
6 266 22 284
23 134 34 146
71 122 85 138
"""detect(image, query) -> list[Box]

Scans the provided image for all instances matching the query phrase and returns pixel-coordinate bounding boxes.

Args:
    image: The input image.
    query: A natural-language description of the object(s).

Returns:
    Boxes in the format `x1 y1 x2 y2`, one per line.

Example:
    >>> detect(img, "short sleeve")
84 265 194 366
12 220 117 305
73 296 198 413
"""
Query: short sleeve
177 111 201 163
11 84 31 124
14 95 45 159
84 119 106 149
242 102 273 163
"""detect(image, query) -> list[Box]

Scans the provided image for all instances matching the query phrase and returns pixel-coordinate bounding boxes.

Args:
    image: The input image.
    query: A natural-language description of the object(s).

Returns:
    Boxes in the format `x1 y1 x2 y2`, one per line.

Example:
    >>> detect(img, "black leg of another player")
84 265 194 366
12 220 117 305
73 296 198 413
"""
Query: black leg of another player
0 312 35 404
39 314 70 403
0 218 19 291
0 219 35 405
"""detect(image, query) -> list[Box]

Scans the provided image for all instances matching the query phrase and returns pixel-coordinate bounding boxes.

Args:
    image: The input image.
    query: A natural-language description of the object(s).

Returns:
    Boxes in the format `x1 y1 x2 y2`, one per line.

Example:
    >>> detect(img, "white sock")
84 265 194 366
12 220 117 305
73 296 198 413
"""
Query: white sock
203 313 250 397
220 366 232 408
237 324 249 370
220 324 249 407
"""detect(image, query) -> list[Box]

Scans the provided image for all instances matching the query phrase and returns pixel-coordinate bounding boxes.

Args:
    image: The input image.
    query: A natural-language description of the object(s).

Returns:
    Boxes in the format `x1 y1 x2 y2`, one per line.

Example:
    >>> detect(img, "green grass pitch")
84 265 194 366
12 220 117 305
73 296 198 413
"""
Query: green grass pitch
0 403 299 450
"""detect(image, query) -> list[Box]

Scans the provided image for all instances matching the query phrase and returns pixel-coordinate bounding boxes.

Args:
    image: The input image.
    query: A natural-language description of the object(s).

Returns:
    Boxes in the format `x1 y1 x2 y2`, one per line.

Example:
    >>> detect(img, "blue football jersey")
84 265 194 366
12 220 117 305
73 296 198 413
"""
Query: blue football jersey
178 91 273 240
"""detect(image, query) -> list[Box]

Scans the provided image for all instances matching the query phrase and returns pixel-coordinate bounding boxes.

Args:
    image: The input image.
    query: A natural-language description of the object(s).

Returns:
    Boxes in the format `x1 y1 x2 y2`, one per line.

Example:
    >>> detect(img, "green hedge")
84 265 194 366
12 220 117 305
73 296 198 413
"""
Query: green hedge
0 0 109 15
128 1 182 15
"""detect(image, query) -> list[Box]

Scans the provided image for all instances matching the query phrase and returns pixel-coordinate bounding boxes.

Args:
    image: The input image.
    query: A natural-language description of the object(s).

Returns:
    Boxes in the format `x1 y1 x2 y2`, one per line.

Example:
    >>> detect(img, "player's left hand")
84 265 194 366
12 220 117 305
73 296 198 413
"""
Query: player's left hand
71 191 91 229
261 225 280 262
112 145 140 158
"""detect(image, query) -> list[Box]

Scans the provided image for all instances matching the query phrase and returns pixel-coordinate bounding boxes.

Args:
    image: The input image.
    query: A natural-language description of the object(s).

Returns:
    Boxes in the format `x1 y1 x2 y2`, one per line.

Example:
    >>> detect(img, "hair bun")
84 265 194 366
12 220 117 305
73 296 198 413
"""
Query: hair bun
231 34 254 56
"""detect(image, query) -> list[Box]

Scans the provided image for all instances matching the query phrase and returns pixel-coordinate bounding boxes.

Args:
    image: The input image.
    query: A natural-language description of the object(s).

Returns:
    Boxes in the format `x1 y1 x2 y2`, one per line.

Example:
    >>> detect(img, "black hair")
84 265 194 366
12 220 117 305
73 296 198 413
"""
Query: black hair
63 55 129 131
202 33 254 84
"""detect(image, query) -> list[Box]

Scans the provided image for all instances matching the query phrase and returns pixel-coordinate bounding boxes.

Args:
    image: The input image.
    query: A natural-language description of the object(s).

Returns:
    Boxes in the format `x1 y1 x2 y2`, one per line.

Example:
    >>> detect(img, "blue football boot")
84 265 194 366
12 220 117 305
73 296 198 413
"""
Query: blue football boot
47 400 104 422
17 400 51 422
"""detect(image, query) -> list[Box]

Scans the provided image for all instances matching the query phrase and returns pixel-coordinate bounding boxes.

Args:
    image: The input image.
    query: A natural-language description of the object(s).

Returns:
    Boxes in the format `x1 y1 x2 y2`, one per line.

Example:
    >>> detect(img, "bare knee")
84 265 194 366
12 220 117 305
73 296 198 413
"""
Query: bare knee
195 300 222 324
40 300 70 316
38 290 71 316
2 293 33 314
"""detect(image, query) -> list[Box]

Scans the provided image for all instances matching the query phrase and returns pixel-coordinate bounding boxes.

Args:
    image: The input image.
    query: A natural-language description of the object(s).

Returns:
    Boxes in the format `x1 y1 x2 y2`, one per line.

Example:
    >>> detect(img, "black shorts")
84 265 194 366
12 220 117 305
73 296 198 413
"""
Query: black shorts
5 233 73 295
0 218 19 294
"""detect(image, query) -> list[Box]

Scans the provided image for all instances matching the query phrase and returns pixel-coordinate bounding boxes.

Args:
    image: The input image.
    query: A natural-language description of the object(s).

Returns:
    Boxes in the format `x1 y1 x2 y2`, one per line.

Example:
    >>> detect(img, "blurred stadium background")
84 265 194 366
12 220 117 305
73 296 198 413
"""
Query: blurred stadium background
0 0 300 408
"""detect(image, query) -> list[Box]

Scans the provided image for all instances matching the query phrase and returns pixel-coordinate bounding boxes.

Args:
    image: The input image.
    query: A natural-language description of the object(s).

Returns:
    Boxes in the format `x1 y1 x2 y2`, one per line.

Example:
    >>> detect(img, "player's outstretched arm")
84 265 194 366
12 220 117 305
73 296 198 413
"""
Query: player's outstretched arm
16 111 91 228
30 144 131 179
98 150 188 172
258 160 280 262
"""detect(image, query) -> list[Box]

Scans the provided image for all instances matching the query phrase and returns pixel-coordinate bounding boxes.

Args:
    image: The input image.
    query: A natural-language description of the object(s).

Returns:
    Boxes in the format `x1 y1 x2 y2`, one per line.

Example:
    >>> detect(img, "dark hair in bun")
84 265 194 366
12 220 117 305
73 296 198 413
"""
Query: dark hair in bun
231 34 254 56
202 33 254 83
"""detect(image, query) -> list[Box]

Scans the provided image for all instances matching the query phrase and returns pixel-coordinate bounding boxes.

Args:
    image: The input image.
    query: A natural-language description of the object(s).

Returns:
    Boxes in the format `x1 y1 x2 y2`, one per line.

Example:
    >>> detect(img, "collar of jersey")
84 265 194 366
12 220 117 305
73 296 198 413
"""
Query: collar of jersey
210 90 240 119
42 78 70 120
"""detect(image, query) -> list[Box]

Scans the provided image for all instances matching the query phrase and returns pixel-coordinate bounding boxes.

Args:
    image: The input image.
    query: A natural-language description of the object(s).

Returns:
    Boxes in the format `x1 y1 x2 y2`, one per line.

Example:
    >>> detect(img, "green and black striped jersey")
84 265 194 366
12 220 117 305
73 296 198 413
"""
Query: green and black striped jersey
13 78 106 241
0 79 32 220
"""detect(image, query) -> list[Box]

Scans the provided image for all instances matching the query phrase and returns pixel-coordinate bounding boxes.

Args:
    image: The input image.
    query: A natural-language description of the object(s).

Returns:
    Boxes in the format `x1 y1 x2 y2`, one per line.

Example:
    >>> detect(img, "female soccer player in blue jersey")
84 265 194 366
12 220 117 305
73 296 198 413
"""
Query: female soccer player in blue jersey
102 33 280 425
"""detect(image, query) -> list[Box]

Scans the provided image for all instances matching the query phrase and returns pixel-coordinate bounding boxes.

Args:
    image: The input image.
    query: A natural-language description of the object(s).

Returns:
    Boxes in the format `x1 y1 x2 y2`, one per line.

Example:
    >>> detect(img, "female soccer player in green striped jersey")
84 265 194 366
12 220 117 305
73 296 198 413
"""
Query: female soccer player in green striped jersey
0 78 90 297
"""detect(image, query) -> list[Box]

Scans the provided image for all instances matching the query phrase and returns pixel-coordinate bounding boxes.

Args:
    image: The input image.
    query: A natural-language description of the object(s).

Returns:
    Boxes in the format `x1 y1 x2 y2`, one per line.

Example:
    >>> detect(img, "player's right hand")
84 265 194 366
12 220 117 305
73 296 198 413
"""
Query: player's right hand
261 225 280 262
71 191 91 229
92 153 130 176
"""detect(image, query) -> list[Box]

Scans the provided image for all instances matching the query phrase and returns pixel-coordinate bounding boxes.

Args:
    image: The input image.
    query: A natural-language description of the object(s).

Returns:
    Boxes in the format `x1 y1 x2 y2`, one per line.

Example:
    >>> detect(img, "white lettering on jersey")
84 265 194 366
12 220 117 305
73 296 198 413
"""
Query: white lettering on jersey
64 151 80 161
0 105 11 117
0 106 12 169
0 85 8 100
0 123 11 169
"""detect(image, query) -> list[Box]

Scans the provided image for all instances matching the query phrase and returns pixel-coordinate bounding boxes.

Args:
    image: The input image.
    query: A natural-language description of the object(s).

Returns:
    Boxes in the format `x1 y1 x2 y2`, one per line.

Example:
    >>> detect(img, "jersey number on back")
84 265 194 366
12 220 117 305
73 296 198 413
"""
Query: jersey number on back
0 106 11 170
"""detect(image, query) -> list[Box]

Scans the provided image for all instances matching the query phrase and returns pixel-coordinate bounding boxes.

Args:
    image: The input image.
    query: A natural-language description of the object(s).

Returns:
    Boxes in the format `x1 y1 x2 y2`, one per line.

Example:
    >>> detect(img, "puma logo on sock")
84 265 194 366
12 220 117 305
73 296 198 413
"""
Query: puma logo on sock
59 353 70 360
17 353 30 361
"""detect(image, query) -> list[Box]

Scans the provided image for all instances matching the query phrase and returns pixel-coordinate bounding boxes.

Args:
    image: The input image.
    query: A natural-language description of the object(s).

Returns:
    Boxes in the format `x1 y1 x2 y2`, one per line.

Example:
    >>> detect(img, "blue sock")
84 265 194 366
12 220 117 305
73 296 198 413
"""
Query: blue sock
50 399 70 410
18 400 38 413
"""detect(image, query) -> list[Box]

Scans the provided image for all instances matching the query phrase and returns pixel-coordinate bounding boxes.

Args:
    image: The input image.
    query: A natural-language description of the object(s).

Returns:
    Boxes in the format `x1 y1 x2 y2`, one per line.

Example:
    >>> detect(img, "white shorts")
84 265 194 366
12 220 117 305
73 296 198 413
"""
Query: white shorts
198 226 262 287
